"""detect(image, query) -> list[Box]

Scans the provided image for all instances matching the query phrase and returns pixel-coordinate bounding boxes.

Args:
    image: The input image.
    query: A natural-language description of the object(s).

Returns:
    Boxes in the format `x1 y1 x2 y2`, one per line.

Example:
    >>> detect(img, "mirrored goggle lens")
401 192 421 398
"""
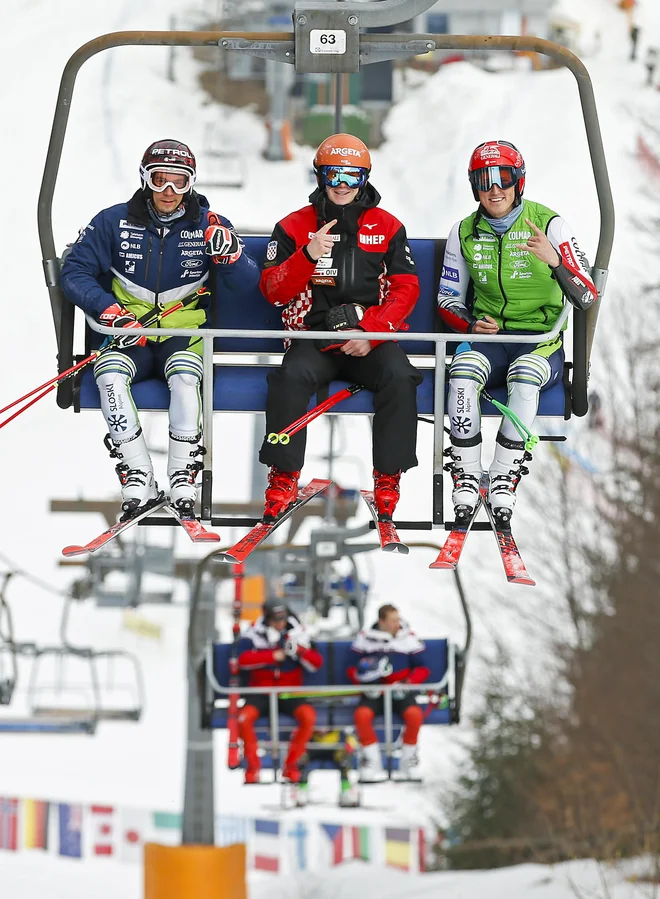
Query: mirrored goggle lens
470 166 518 193
146 168 192 194
320 166 368 189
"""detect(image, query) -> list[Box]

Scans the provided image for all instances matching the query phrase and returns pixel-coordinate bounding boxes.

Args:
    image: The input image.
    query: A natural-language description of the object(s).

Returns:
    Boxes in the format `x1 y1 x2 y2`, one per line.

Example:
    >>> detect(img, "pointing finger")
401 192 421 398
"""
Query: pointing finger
319 219 338 234
524 218 543 236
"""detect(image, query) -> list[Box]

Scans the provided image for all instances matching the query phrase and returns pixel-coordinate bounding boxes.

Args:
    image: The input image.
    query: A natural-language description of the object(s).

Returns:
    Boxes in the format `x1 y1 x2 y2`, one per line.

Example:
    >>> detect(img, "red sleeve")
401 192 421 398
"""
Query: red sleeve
407 666 431 685
259 219 316 307
347 666 360 685
383 666 431 685
260 248 316 307
297 646 323 671
359 273 419 345
238 648 277 669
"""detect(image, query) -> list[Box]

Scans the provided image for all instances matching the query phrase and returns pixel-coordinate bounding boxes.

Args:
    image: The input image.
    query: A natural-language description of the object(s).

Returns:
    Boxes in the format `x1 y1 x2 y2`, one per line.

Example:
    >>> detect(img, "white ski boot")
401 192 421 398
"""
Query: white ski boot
106 431 161 519
488 435 532 527
168 432 205 515
396 743 421 781
359 743 387 783
338 776 361 807
444 439 483 523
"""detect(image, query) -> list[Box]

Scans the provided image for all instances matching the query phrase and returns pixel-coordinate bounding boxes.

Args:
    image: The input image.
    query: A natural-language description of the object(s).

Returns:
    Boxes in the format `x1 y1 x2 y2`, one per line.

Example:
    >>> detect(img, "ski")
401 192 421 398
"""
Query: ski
215 478 332 564
163 504 221 543
480 483 535 586
429 498 483 570
360 491 409 555
61 497 168 557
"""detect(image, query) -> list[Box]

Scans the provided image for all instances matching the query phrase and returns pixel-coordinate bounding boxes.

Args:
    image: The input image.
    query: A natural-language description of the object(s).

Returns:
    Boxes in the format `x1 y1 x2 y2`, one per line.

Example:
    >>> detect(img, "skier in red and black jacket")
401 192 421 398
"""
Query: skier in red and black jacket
237 600 323 784
258 133 422 524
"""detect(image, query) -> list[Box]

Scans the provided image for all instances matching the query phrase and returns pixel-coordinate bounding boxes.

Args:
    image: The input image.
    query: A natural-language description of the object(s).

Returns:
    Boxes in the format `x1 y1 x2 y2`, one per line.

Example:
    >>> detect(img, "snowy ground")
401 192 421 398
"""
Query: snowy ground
1 852 658 899
1 0 660 894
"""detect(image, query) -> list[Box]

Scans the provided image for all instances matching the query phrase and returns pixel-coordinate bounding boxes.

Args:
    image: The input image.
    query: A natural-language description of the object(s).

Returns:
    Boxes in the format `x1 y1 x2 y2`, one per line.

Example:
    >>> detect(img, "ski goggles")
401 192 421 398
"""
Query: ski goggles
143 167 194 194
469 165 521 193
318 165 369 189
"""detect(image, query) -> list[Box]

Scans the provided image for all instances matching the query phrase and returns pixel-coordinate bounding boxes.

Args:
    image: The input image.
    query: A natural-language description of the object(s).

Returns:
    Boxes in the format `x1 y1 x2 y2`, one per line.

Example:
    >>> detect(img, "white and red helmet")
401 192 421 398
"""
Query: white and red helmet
139 139 196 195
468 140 526 202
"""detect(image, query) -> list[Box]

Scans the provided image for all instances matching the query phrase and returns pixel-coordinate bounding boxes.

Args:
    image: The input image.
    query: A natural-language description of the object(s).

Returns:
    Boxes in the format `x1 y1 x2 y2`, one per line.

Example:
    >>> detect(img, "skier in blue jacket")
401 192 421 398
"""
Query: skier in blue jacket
61 139 259 518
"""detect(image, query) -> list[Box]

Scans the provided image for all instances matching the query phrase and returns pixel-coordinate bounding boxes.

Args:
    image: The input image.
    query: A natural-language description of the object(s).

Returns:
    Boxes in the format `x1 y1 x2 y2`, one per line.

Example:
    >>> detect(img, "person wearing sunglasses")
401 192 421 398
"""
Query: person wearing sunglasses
258 132 422 524
437 140 597 526
61 139 259 518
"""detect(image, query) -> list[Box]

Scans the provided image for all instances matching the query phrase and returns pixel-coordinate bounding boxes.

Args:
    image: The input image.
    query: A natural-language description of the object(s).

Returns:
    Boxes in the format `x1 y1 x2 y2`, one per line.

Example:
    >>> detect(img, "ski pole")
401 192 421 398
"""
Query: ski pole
443 363 539 452
480 387 539 452
0 289 209 431
267 383 362 445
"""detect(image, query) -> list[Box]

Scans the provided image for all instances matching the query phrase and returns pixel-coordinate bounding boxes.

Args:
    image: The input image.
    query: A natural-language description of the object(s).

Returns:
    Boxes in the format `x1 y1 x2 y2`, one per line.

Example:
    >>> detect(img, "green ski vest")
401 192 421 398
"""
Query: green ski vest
458 199 564 332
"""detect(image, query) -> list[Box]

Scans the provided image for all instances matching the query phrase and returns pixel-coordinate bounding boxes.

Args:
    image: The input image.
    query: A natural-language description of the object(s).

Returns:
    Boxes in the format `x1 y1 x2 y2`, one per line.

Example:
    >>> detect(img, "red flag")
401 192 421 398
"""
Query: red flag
0 797 18 851
91 805 115 856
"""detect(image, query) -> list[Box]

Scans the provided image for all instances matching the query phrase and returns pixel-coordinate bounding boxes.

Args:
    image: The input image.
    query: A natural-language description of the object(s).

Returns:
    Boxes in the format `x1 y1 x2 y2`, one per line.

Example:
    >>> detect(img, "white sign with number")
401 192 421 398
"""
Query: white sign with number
309 29 346 55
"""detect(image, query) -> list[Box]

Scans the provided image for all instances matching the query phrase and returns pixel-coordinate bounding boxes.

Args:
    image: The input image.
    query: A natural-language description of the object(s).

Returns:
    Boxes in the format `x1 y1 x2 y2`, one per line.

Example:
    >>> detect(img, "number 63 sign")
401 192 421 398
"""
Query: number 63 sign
309 29 347 54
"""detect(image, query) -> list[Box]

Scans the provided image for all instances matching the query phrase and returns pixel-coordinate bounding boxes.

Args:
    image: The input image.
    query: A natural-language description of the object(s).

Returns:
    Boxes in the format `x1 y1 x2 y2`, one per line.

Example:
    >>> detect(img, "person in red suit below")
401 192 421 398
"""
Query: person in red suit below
347 604 430 782
258 132 422 525
237 599 323 784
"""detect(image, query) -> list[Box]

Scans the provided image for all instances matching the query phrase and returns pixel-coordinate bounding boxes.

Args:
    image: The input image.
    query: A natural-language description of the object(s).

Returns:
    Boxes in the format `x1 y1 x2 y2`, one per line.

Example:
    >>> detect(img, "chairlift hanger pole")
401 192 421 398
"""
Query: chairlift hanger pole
39 29 611 416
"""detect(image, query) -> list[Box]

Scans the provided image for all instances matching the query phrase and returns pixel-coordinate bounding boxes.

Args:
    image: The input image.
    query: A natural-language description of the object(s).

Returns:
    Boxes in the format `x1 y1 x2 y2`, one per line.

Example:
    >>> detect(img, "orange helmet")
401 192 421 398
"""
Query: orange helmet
314 133 371 170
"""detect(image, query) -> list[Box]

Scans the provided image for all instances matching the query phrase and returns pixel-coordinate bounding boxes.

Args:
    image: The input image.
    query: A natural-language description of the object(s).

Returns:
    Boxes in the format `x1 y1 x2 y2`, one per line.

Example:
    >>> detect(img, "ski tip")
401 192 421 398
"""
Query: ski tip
383 543 409 555
62 546 88 557
191 533 222 543
214 552 239 564
508 576 536 587
429 560 456 570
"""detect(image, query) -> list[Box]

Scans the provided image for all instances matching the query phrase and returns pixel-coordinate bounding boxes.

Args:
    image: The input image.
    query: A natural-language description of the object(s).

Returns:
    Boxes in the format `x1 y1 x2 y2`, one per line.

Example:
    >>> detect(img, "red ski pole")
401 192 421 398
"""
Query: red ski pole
266 383 362 445
0 289 209 431
227 562 244 770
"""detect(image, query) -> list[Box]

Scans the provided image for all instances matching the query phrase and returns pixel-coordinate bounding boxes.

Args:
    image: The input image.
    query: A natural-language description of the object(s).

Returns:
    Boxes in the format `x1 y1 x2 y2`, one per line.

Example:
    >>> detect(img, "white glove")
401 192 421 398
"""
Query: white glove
358 656 393 683
363 688 382 699
392 688 407 701
284 637 300 658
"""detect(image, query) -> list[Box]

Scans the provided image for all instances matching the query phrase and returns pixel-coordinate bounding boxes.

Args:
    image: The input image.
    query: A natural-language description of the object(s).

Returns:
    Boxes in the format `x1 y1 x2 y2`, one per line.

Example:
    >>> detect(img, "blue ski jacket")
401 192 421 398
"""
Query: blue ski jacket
60 190 260 328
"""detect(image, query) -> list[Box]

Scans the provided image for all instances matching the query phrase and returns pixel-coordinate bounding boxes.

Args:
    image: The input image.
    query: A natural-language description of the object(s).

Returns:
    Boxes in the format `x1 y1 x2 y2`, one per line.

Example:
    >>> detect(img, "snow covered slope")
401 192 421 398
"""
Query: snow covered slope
1 0 659 893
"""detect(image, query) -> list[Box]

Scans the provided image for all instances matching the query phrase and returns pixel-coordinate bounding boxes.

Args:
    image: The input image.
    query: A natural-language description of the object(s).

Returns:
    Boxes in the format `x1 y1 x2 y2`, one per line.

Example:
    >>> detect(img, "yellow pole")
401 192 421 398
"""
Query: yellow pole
144 843 247 899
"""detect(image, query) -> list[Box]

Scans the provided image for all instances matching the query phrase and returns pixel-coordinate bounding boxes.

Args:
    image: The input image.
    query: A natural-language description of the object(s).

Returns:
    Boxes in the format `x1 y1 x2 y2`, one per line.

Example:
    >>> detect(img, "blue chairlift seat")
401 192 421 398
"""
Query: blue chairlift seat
75 237 568 418
207 638 454 771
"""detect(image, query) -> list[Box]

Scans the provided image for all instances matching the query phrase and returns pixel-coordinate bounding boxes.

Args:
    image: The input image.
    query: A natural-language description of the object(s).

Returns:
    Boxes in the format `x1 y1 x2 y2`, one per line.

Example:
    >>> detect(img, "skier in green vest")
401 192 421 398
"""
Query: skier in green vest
437 140 597 526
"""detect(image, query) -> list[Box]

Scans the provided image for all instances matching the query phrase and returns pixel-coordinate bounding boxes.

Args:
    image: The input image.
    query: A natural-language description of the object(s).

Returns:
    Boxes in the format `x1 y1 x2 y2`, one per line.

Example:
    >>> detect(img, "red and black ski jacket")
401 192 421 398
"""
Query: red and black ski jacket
259 184 419 346
237 615 323 689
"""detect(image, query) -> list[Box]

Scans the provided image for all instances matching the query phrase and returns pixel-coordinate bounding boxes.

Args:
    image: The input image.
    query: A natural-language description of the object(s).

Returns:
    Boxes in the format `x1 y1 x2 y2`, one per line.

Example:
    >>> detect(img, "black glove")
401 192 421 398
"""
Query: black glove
305 304 365 352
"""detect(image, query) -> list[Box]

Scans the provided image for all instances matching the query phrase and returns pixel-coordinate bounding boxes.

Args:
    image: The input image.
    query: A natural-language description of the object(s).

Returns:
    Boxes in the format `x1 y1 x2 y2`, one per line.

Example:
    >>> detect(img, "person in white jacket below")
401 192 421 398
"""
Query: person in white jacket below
347 604 430 782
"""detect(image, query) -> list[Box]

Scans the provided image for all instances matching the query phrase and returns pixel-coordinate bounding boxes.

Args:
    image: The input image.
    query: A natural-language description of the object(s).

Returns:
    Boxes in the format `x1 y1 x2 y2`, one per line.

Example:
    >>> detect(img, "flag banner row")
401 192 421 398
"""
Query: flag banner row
0 795 428 874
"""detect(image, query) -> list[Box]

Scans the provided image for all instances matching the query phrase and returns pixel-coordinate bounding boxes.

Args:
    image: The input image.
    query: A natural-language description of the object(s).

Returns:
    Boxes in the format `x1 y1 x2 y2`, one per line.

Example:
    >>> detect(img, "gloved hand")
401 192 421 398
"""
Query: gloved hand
205 213 242 264
305 304 365 352
356 655 393 684
363 688 382 700
98 303 147 347
284 637 299 659
392 688 407 701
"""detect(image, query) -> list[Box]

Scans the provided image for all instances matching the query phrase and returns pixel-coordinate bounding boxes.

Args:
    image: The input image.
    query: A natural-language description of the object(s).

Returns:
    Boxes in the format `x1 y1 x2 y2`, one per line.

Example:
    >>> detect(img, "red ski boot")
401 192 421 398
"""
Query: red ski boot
281 762 302 784
373 470 401 521
244 767 261 785
263 468 300 522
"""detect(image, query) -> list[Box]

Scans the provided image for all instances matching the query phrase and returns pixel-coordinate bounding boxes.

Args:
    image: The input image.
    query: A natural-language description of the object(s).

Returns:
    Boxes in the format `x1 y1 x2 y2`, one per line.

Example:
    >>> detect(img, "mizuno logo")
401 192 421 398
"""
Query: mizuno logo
363 223 377 230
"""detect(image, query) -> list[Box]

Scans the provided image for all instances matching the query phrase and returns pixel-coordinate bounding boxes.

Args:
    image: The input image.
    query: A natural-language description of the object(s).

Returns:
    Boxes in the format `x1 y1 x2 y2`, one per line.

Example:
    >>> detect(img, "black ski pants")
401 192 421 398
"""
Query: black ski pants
259 340 423 474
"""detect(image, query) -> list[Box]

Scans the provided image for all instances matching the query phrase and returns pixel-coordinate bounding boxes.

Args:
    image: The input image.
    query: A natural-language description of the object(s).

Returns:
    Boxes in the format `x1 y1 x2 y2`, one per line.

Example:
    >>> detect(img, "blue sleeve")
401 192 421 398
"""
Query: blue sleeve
60 210 117 319
211 215 261 293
